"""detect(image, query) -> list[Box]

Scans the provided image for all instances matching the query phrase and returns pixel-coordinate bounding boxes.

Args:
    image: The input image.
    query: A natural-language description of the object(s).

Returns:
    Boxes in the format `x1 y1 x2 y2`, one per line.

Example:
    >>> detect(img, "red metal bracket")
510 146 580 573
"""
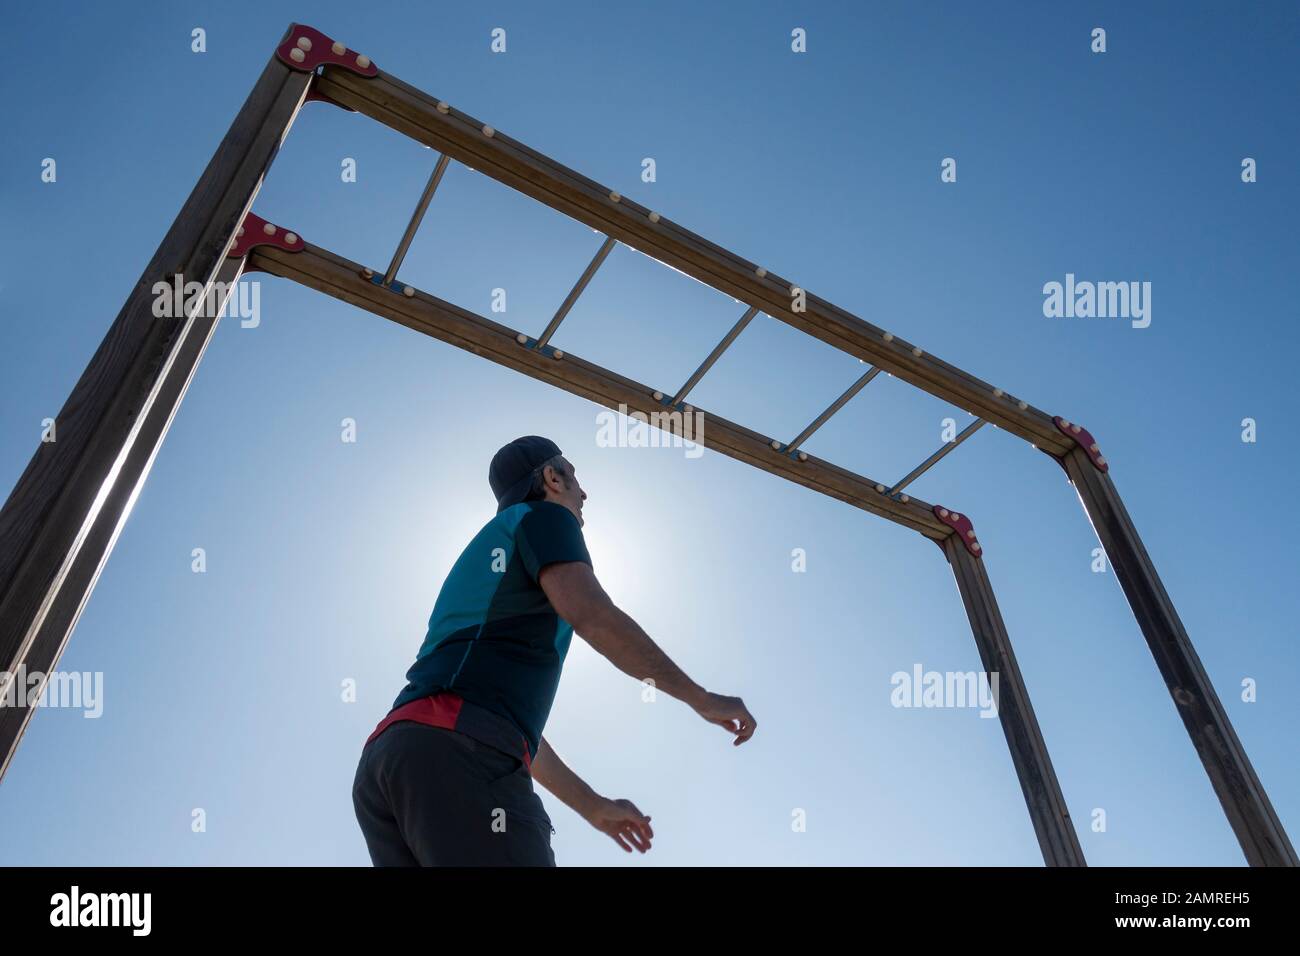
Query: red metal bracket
1053 416 1108 472
227 213 303 272
932 505 983 558
276 24 379 77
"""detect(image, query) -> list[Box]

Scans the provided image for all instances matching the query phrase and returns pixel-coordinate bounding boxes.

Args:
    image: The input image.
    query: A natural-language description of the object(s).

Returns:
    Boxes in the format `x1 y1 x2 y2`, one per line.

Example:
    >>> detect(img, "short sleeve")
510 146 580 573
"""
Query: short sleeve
515 502 593 582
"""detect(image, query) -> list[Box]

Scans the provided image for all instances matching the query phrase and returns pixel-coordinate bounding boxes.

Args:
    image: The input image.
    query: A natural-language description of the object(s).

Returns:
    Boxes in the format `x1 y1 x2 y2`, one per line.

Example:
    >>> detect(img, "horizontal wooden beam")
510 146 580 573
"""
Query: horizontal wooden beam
250 240 954 541
313 66 1074 458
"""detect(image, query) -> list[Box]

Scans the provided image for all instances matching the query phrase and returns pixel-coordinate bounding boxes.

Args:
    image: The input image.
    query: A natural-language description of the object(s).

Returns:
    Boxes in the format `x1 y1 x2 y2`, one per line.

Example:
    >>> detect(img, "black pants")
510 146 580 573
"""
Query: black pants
352 721 556 866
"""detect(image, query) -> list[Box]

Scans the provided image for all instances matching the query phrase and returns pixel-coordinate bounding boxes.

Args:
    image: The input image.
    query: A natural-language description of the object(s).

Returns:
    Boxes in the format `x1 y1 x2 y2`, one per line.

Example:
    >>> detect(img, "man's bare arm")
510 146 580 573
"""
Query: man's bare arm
538 561 756 744
532 735 653 853
531 736 600 818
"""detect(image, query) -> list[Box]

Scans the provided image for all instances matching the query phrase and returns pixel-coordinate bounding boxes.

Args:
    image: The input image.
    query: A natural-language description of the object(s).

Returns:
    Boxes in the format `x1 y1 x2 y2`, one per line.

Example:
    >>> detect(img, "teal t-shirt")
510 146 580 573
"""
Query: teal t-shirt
392 500 592 758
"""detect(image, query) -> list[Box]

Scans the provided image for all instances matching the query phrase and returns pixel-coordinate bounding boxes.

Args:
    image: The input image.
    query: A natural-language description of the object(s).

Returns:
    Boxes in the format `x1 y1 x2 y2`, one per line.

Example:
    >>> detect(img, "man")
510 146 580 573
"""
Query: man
352 435 757 866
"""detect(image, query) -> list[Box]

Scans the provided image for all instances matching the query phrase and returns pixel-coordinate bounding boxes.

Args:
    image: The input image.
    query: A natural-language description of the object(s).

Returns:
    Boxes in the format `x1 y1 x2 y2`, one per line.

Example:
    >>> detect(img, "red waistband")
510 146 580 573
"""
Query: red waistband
366 692 532 770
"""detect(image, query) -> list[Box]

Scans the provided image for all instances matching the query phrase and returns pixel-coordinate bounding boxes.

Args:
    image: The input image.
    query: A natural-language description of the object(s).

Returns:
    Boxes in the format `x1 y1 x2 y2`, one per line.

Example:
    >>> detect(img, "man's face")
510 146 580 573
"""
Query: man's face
545 457 587 527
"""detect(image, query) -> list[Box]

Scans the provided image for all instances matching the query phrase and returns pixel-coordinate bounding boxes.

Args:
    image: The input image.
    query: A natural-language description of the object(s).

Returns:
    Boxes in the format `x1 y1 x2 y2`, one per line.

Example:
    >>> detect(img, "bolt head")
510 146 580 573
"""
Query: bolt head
972 542 982 552
798 451 808 461
911 346 922 356
756 267 767 278
875 484 886 493
951 513 961 521
289 47 306 63
356 54 371 68
883 332 894 342
296 37 313 52
1097 456 1107 466
403 285 414 297
436 101 450 113
649 211 661 223
1018 400 1028 410
770 440 781 450
967 530 976 538
994 388 1004 397
285 232 298 244
236 226 244 238
332 41 346 55
939 508 949 517
900 494 910 503
262 223 276 235
1090 443 1099 452
609 191 621 202
516 333 528 344
553 350 564 359
482 125 495 137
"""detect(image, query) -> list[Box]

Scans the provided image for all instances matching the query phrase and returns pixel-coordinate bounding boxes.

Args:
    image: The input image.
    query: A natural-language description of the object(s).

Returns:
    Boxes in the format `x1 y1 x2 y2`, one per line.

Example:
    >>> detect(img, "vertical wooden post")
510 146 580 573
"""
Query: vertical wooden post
1061 447 1297 866
0 43 311 780
943 535 1087 866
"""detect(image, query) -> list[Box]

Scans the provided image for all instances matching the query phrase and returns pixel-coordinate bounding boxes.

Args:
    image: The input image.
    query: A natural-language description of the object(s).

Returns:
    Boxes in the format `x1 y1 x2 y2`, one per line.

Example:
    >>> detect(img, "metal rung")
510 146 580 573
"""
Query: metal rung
535 235 616 348
889 419 986 496
784 367 882 453
670 305 759 406
383 153 452 285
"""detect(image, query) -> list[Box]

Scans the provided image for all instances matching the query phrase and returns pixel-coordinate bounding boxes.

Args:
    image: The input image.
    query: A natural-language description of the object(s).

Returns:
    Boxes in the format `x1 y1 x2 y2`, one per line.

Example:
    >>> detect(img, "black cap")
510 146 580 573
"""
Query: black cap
489 436 563 512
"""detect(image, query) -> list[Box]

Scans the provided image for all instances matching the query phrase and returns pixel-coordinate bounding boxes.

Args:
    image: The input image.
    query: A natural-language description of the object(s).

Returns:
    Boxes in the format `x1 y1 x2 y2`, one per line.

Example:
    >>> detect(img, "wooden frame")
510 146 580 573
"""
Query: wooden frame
1 23 1291 866
0 40 311 781
252 236 1086 865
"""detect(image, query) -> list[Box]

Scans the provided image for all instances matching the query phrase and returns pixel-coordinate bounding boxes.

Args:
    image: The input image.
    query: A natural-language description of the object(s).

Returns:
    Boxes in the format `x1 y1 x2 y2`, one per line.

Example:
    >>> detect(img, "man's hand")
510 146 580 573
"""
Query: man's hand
585 796 654 854
531 737 654 855
693 691 757 745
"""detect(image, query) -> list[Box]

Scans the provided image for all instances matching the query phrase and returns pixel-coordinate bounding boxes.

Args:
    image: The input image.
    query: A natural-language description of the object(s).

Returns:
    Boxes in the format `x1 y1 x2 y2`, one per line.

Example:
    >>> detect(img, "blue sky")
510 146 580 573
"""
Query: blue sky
1 1 1296 865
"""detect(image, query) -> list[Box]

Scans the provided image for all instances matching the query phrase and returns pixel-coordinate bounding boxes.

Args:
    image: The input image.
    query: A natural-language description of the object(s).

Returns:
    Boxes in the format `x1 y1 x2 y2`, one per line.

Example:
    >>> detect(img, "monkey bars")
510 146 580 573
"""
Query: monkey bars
0 23 1292 867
